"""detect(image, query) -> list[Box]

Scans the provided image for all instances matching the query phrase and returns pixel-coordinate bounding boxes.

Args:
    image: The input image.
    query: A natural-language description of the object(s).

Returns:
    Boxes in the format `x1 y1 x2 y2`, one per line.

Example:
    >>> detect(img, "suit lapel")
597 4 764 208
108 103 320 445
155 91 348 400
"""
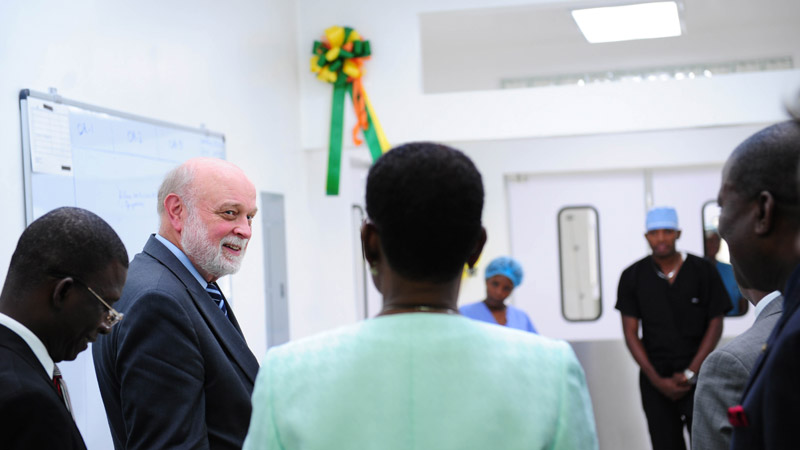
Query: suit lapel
0 325 78 419
739 295 784 399
218 288 245 335
142 236 260 384
755 296 783 323
0 325 54 388
186 282 259 383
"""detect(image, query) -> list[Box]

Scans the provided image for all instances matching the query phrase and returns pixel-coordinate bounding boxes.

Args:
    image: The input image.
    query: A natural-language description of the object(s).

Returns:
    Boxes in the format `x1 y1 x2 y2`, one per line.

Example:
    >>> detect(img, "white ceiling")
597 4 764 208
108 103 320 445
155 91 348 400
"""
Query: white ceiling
421 0 800 92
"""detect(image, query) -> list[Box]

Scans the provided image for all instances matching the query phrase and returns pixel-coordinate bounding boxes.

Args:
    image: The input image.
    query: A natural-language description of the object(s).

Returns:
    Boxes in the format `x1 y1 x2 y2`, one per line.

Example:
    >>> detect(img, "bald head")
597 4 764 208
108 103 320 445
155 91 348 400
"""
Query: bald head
157 158 257 282
726 121 800 211
0 207 129 361
2 207 128 293
157 158 253 217
718 121 800 292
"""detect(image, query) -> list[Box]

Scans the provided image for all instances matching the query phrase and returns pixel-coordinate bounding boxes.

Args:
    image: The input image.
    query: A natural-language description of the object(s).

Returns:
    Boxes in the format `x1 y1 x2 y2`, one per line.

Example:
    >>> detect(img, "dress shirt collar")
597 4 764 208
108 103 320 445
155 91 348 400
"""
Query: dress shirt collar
754 290 781 319
154 234 208 289
0 312 55 378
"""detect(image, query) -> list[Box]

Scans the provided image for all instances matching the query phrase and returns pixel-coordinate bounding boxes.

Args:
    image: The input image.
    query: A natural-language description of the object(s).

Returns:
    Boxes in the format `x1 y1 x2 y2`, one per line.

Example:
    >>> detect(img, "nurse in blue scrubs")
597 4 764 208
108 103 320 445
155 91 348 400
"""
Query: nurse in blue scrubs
460 256 537 333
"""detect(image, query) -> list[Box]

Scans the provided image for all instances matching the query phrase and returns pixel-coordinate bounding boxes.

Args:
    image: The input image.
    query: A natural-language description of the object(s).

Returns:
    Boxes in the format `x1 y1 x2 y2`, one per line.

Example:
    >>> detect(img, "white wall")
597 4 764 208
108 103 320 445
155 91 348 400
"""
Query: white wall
297 0 799 147
1 0 303 447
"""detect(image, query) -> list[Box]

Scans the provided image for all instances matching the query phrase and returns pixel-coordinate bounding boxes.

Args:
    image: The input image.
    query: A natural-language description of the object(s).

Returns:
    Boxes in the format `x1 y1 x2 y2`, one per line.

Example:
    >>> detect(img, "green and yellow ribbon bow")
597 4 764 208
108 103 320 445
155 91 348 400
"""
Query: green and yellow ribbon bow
312 26 390 195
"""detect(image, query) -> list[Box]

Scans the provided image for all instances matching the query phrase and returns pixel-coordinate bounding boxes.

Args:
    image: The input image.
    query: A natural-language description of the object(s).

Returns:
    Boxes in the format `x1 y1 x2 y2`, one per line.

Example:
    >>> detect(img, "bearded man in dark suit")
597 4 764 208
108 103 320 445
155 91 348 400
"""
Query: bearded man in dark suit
93 157 260 450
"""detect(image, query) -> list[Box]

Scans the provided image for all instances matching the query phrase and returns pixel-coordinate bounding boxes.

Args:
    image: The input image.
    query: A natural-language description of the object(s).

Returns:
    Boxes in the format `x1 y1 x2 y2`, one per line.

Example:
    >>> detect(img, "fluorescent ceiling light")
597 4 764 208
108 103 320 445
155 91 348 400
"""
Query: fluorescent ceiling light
572 2 682 44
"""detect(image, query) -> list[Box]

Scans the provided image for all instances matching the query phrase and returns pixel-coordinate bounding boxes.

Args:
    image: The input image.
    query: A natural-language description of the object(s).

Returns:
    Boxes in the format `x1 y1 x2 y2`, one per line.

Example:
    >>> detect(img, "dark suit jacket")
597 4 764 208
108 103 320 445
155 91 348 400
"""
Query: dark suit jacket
0 324 86 449
731 265 800 450
93 235 260 450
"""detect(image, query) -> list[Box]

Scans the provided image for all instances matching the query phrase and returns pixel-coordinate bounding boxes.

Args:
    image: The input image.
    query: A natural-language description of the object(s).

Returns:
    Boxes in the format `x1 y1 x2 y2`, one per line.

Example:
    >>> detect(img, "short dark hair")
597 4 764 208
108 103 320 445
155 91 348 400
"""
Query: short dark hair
365 142 484 283
729 121 800 210
6 207 128 287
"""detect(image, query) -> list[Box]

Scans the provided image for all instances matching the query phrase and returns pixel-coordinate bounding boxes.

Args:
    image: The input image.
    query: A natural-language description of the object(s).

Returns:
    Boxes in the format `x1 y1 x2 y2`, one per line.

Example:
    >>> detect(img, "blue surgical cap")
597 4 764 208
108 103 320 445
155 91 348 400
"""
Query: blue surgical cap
646 207 679 232
485 256 523 288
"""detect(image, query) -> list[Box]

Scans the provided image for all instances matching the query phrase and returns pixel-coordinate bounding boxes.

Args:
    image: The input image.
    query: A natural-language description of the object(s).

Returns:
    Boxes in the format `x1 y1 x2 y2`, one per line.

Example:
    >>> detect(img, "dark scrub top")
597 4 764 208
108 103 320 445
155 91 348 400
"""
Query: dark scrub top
616 253 732 375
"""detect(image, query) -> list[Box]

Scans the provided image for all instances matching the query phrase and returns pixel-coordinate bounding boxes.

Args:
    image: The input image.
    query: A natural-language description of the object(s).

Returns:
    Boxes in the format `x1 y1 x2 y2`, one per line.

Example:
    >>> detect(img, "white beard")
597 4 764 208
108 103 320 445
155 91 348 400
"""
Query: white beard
181 210 248 279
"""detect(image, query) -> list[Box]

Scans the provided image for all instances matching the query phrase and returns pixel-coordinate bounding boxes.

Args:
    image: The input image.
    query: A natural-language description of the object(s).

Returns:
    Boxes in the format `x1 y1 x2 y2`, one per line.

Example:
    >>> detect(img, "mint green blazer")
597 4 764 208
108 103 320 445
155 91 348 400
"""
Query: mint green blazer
244 313 598 450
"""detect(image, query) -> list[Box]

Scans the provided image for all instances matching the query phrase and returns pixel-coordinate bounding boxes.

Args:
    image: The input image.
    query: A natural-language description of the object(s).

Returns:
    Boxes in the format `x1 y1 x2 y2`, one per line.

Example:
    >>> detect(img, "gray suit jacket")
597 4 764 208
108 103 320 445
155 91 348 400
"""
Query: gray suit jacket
691 295 783 450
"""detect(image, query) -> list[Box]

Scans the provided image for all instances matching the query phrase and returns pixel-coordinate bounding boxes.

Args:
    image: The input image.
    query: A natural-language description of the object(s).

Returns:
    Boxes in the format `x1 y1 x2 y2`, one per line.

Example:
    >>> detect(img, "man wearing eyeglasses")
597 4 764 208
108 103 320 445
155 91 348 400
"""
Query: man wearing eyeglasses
0 207 128 449
93 157 260 450
723 120 800 450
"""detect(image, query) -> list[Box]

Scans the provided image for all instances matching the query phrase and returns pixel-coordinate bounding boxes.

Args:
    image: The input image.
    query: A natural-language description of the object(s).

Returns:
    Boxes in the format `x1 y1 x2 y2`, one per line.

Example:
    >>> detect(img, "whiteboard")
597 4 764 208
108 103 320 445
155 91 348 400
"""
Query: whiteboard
19 89 225 256
18 89 226 449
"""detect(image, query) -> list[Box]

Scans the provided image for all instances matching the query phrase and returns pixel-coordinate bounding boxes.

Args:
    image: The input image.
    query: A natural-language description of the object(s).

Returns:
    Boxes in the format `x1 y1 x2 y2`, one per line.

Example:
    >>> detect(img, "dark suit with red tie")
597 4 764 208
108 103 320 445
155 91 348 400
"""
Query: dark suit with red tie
93 235 259 450
0 324 86 449
731 264 800 450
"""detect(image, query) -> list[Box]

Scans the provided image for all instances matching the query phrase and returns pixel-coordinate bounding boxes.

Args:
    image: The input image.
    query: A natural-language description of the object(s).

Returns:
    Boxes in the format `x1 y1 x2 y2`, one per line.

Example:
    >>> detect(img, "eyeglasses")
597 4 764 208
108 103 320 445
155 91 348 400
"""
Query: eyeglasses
51 274 124 327
81 282 124 327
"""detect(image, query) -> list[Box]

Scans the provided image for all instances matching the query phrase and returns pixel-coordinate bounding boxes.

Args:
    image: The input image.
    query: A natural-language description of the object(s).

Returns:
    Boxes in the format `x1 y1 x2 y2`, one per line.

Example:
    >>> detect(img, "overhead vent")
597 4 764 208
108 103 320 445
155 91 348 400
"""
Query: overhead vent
500 57 794 89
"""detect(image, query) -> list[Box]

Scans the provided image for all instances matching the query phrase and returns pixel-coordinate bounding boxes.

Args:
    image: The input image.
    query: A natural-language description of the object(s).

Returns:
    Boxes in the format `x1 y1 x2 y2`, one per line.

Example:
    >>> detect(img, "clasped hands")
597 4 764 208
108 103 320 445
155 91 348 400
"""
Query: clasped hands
653 372 693 401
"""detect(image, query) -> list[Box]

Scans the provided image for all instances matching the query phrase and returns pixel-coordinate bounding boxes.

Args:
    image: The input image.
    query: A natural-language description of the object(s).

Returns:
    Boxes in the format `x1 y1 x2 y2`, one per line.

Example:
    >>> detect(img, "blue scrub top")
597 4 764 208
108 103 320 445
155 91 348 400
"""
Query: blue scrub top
460 301 537 333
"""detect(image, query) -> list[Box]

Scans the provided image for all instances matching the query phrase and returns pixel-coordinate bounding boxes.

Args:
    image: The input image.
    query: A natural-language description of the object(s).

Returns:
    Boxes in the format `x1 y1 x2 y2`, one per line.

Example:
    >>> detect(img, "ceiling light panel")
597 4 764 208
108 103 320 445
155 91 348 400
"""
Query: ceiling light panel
572 2 682 44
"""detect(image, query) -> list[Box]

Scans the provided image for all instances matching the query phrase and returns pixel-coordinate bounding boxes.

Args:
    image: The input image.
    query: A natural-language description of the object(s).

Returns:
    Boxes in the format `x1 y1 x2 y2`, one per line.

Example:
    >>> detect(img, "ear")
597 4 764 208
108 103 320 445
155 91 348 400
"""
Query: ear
361 221 382 267
163 193 187 233
466 227 488 269
675 230 682 240
51 277 74 311
754 190 776 235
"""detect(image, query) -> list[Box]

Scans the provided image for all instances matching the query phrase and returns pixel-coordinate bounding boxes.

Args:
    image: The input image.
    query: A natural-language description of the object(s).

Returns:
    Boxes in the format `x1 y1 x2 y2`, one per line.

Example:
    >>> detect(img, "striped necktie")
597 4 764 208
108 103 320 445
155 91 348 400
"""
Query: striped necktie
206 282 228 318
52 365 73 416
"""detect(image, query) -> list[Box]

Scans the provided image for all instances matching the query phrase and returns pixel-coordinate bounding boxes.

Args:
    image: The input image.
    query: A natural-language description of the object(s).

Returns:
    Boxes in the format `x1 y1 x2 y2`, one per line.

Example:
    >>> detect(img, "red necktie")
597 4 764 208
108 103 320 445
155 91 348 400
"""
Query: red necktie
53 369 64 400
52 365 73 415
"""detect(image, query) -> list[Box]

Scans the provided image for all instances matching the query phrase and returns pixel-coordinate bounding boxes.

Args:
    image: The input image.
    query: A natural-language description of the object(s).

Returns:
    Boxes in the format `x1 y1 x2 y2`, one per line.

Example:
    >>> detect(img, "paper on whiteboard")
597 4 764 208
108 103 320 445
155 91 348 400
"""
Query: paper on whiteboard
28 97 73 176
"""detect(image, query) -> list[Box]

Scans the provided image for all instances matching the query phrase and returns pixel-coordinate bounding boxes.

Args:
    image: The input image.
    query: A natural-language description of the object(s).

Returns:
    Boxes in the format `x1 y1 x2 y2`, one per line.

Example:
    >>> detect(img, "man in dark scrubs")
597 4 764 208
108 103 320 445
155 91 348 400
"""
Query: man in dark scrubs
616 206 731 450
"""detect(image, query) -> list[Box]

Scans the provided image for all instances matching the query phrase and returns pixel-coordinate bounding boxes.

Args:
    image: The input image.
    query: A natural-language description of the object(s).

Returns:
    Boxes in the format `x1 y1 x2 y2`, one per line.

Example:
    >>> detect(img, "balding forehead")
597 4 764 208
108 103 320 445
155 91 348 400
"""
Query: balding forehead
189 159 252 186
187 157 242 174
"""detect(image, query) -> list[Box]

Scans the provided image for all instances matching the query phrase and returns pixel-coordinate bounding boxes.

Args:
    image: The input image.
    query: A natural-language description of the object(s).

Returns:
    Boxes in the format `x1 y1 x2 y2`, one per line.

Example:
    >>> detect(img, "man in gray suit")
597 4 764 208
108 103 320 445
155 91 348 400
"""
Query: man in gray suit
693 121 800 449
692 286 782 450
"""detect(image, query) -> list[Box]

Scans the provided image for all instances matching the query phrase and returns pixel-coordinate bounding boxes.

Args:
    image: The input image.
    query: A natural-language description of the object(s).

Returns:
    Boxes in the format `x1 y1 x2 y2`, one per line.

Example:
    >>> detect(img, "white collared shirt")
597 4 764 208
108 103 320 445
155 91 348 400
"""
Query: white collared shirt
0 312 55 378
754 290 781 319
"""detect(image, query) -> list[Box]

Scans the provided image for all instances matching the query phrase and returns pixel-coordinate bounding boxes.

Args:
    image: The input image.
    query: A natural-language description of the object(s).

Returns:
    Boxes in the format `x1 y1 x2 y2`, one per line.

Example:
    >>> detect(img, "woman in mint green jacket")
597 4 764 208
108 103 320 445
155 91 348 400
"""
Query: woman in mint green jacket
244 142 598 450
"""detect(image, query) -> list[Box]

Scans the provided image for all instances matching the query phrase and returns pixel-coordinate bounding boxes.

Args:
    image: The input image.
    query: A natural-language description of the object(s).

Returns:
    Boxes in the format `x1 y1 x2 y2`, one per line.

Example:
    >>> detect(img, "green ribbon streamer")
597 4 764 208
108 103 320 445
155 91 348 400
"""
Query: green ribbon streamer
326 76 348 195
316 27 377 195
